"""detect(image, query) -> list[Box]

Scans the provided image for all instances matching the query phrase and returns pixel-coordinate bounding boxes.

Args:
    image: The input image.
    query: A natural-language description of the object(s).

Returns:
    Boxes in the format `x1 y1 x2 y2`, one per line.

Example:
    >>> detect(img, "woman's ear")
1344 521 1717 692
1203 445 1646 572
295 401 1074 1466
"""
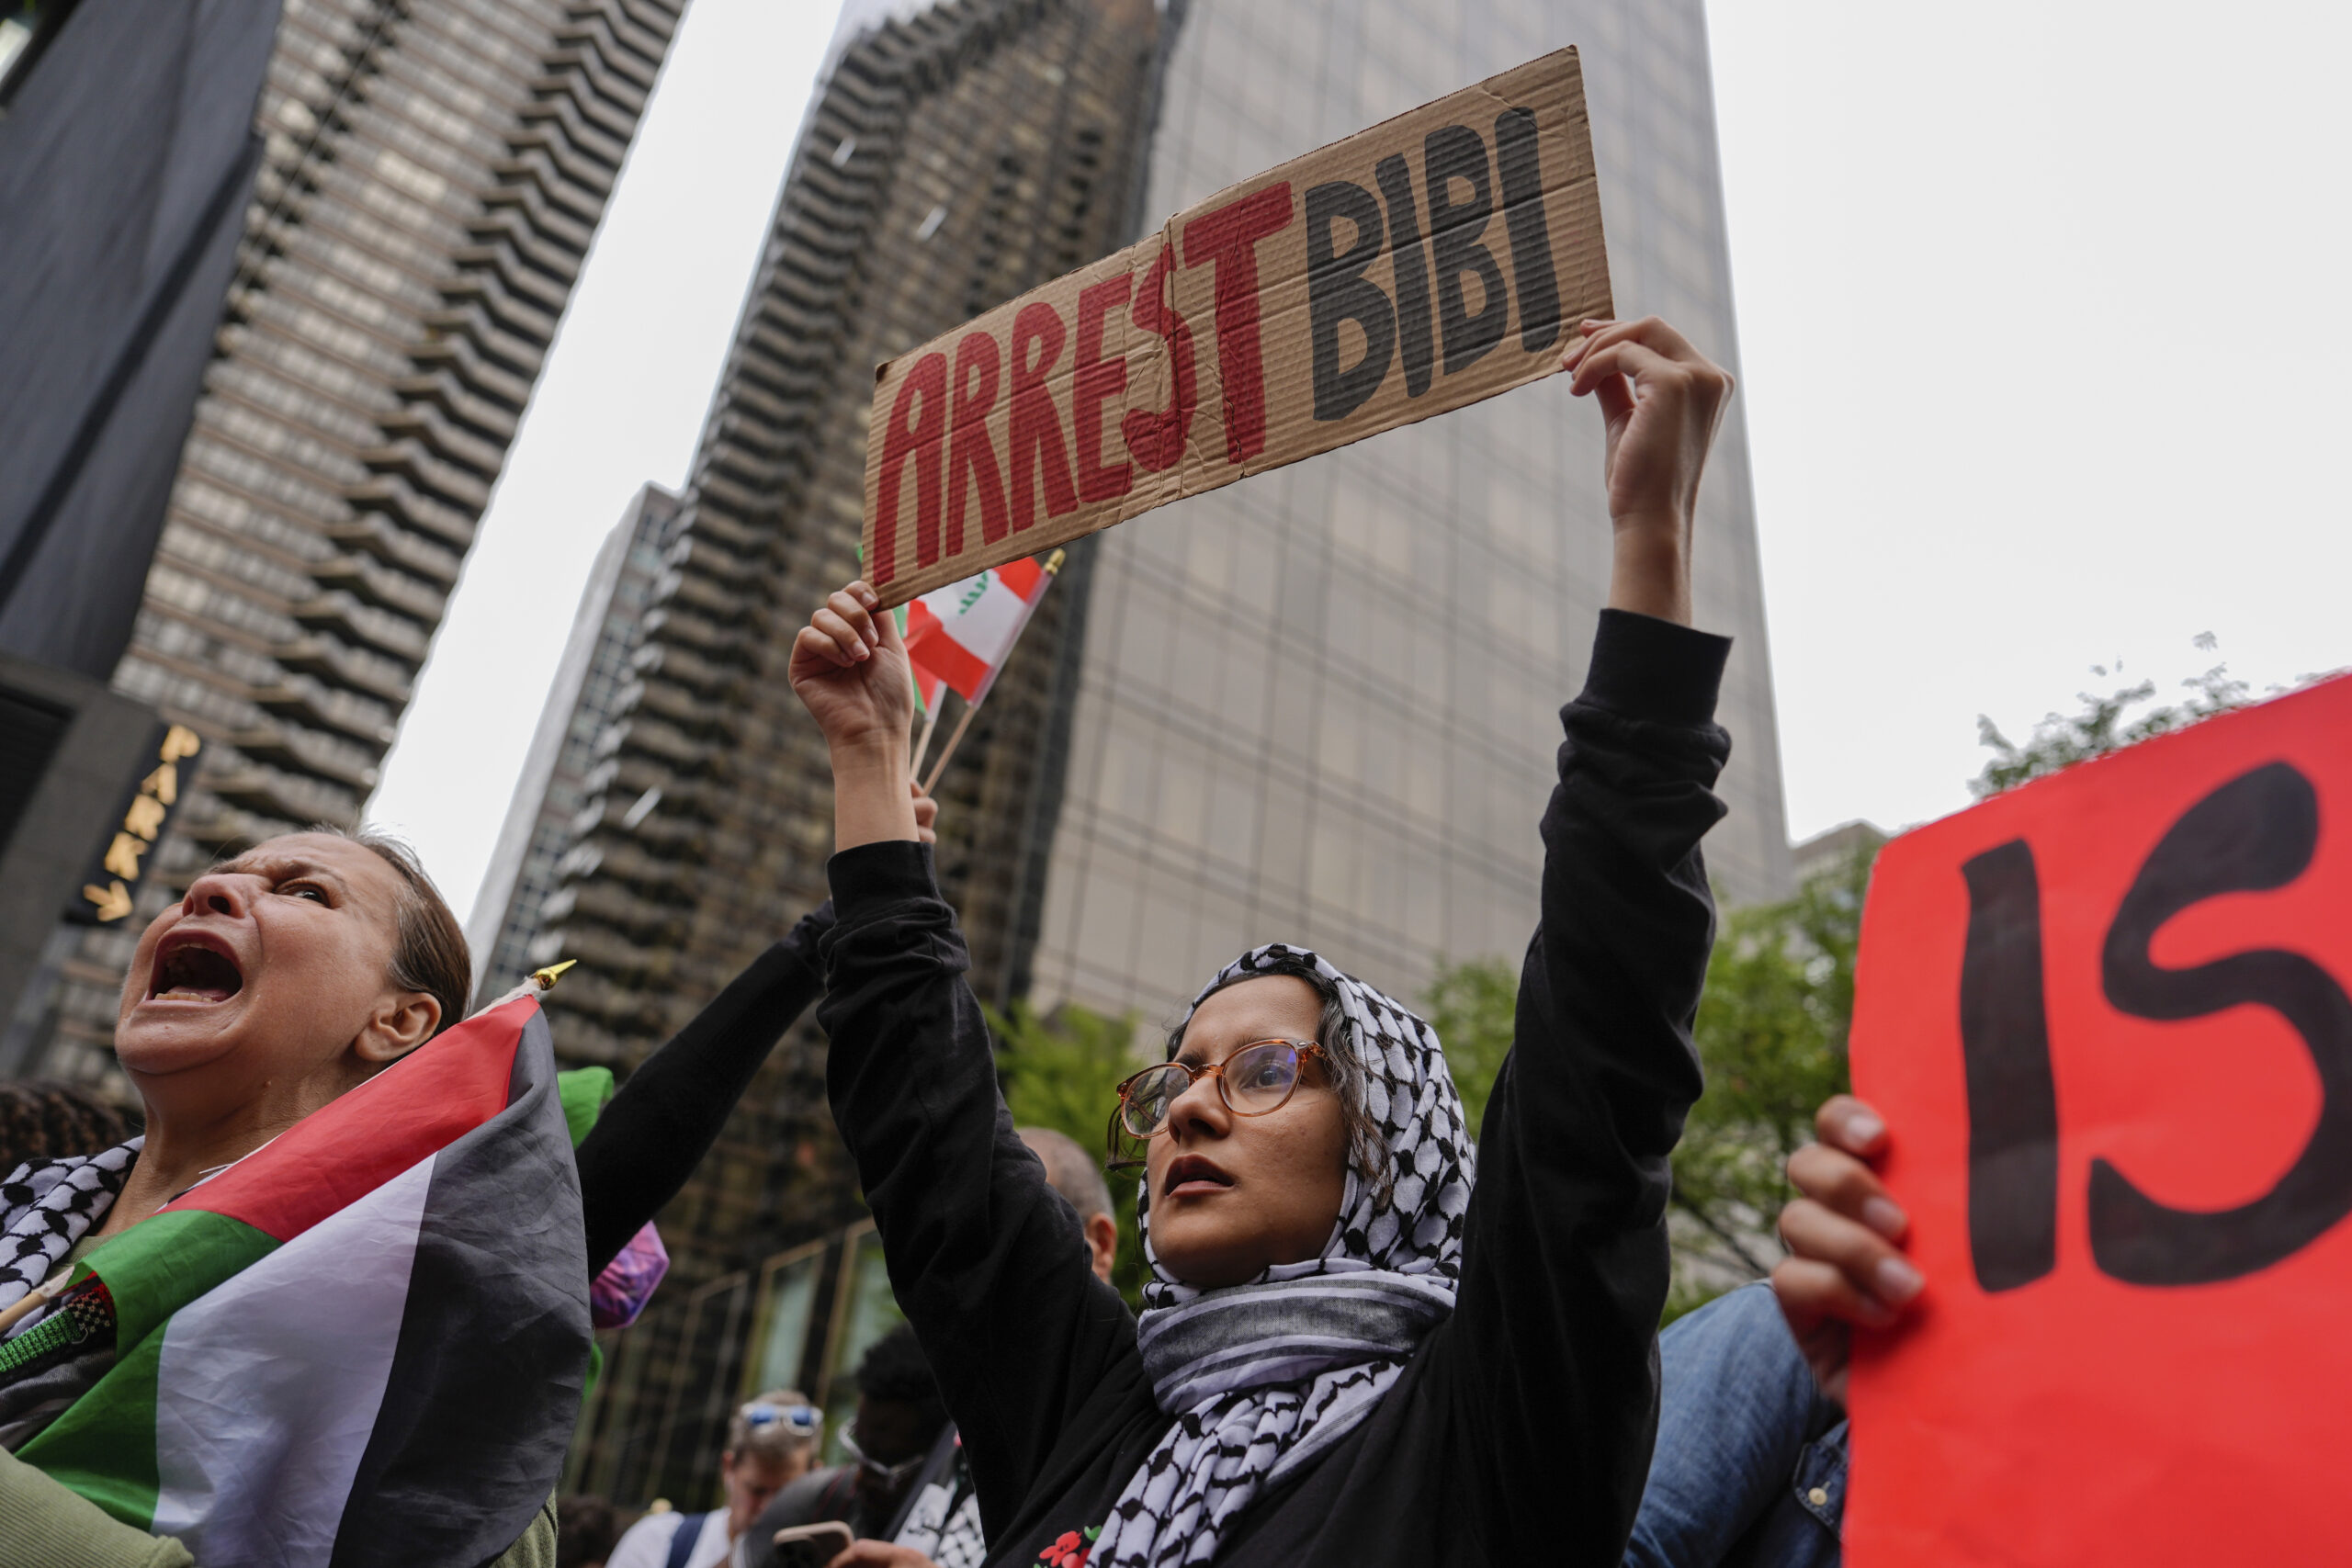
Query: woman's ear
1083 1212 1120 1283
355 992 441 1067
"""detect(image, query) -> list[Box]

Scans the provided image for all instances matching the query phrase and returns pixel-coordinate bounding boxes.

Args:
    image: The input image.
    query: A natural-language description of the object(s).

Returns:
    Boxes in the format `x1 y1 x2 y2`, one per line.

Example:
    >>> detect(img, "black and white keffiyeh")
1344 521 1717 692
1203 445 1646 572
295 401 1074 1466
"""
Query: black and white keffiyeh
1092 944 1476 1568
0 1140 139 1317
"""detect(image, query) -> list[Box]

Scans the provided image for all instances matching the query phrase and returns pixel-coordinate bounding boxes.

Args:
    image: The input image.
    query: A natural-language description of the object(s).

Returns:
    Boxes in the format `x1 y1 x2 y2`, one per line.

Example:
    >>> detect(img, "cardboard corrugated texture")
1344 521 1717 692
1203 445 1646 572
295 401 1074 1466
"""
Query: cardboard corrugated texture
861 47 1611 605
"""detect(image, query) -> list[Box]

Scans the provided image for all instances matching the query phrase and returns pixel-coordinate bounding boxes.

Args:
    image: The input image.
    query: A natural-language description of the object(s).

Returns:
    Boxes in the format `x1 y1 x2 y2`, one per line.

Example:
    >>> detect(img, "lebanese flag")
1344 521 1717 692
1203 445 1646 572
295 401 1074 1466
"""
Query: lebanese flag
18 997 587 1566
902 556 1051 705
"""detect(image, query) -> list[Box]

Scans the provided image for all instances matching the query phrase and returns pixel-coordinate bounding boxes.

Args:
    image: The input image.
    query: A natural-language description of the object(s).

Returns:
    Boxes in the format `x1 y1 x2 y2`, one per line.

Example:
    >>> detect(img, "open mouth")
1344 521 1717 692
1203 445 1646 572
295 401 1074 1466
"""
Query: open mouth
148 934 244 1004
1165 1155 1235 1198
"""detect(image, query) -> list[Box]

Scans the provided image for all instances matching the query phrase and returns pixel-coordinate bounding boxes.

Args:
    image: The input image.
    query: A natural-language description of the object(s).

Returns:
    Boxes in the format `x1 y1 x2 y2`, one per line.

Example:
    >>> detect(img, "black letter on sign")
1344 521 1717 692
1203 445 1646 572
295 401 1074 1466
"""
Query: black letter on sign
1305 180 1394 422
1373 155 1434 397
2092 761 2352 1284
1422 125 1506 375
1492 107 1562 353
1959 840 2063 1292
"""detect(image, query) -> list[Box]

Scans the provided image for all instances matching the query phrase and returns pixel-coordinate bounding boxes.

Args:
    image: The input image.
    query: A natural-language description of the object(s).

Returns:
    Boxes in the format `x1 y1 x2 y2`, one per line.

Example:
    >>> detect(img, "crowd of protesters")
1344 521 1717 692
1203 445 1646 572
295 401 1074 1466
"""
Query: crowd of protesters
0 316 1928 1567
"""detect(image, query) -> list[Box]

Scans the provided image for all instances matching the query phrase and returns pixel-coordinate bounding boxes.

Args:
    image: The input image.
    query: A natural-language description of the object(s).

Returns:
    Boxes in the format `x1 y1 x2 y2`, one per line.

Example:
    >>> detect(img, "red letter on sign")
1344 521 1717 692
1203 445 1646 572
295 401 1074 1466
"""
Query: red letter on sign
1074 272 1135 503
946 332 1009 551
1008 302 1078 531
1122 243 1195 475
1182 181 1294 466
875 352 948 581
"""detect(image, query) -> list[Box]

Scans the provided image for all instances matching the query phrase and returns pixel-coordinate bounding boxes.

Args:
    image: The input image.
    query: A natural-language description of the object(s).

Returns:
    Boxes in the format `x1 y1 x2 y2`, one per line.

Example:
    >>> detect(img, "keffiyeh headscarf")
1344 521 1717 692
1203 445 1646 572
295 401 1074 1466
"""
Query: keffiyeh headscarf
1092 944 1477 1568
0 1141 139 1314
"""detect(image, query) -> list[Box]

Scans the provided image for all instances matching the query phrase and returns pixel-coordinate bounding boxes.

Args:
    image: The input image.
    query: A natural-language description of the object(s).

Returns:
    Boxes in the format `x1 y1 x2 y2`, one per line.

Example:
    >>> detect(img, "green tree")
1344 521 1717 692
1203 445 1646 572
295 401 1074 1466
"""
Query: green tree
1420 957 1517 1137
1668 841 1873 1312
988 998 1149 1305
1971 638 2251 799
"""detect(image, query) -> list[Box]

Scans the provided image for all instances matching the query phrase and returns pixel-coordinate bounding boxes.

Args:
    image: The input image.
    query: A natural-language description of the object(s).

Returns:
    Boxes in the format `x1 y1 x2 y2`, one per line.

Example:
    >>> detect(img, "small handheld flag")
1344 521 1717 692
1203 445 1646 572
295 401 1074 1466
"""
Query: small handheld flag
906 550 1064 794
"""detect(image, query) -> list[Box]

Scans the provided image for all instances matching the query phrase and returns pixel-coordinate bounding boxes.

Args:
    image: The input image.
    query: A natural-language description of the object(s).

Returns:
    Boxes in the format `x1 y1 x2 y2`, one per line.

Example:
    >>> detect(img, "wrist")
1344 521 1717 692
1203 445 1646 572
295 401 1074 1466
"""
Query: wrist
828 733 908 778
1606 513 1692 626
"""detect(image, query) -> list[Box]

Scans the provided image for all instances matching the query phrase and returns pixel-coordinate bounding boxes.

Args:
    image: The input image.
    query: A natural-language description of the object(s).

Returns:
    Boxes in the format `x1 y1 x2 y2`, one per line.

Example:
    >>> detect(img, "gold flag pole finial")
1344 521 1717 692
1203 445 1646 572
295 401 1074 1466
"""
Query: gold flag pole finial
530 959 578 992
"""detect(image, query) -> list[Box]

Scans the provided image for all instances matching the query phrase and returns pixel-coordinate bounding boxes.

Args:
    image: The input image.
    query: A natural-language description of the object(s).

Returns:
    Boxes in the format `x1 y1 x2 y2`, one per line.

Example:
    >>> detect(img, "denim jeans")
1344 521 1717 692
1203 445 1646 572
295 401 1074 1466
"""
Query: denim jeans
1623 1281 1846 1568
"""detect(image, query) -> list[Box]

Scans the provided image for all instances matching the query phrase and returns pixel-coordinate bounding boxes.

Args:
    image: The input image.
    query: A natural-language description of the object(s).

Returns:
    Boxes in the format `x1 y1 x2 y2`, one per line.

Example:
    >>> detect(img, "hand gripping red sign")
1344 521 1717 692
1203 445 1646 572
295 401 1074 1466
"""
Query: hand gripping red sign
1847 672 2352 1565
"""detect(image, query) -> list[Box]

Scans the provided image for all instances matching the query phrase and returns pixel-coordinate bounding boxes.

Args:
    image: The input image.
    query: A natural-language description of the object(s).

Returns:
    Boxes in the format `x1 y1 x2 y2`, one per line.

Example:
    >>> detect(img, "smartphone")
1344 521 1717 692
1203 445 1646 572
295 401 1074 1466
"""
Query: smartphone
770 1521 854 1568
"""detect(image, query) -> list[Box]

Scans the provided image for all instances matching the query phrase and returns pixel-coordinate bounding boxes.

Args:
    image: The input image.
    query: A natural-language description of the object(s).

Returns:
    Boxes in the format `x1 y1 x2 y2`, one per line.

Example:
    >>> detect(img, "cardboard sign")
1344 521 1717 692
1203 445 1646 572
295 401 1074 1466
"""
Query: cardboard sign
860 49 1610 606
1846 673 2352 1565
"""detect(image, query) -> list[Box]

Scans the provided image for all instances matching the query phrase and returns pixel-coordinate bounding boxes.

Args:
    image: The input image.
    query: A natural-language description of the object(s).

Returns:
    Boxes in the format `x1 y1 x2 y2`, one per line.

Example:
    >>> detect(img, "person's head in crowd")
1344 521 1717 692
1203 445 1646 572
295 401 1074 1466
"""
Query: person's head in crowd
1018 1125 1117 1282
1120 950 1444 1292
0 1078 141 1169
723 1389 823 1540
847 1325 950 1521
114 829 469 1147
554 1494 626 1568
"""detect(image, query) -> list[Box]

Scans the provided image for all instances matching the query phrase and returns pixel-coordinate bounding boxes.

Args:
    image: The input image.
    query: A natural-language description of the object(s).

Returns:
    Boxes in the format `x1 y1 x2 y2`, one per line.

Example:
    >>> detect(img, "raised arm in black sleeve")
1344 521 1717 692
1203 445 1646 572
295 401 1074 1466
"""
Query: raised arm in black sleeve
573 902 834 1274
1438 608 1730 1564
817 843 1143 1540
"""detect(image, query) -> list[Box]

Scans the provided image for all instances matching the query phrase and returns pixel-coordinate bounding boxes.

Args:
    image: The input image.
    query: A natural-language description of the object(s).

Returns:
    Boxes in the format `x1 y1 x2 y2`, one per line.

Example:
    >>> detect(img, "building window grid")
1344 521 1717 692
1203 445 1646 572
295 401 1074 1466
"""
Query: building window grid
215 323 392 420
208 362 382 454
170 478 333 568
198 398 369 488
316 161 472 254
243 289 415 381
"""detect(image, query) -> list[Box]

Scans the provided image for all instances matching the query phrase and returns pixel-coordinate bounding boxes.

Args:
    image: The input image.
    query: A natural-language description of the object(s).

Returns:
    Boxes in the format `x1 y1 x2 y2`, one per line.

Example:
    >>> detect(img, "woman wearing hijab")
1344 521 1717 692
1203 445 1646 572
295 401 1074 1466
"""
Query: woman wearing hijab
788 316 1736 1568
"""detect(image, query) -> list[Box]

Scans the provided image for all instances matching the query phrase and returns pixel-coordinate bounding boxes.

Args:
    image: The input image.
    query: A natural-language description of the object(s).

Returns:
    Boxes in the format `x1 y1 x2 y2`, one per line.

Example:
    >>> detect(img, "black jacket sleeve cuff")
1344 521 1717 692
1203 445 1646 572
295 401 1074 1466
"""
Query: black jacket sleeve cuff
777 899 837 973
1578 608 1732 727
827 840 943 924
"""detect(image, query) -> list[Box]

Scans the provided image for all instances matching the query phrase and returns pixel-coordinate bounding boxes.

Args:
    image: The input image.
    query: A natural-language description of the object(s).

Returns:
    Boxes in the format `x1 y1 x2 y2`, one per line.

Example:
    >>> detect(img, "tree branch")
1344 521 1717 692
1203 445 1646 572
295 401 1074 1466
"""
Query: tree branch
1671 1190 1775 1278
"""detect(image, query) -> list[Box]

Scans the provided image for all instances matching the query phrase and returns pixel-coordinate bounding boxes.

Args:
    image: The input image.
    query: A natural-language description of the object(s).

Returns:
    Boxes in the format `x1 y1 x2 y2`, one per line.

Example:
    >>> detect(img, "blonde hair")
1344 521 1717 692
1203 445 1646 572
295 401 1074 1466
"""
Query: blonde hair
727 1388 820 1461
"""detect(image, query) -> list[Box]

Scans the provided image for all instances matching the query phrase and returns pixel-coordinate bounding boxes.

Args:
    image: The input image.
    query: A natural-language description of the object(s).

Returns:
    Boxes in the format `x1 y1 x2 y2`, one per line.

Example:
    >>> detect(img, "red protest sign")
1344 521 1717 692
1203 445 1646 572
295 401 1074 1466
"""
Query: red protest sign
1847 672 2352 1565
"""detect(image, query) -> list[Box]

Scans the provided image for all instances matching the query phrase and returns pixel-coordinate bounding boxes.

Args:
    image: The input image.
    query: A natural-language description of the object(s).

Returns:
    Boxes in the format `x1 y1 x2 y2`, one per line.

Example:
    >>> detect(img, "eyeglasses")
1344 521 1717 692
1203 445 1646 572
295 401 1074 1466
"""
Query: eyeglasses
740 1401 821 1435
840 1423 927 1488
1108 1039 1326 1162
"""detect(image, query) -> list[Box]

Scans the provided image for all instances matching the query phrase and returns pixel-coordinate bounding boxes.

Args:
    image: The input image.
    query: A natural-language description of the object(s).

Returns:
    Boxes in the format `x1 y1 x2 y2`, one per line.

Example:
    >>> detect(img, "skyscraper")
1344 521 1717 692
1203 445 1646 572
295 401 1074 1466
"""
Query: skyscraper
12 0 685 1079
468 482 682 1005
525 0 1169 1295
1023 0 1791 1026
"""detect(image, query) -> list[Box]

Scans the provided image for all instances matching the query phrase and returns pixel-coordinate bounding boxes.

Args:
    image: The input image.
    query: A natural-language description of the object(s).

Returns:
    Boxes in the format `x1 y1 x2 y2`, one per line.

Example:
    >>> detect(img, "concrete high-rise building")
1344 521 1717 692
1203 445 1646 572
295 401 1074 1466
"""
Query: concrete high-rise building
526 0 1169 1299
12 0 685 1080
1024 0 1792 1027
469 482 681 1004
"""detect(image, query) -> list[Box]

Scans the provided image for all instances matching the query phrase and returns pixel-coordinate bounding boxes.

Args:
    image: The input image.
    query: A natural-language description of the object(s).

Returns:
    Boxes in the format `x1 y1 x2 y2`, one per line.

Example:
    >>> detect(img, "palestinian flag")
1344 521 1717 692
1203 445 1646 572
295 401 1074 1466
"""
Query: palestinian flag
15 997 588 1566
903 555 1057 706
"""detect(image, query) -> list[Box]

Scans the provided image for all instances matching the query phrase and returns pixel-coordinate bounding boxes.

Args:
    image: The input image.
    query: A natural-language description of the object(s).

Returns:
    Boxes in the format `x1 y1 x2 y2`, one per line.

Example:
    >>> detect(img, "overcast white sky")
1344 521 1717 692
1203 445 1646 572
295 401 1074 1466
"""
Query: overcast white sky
368 0 2352 923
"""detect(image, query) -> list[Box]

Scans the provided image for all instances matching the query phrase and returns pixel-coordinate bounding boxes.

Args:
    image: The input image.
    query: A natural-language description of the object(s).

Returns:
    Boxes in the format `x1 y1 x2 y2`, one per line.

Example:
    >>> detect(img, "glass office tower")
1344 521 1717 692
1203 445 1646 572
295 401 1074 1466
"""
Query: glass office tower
1026 0 1791 1026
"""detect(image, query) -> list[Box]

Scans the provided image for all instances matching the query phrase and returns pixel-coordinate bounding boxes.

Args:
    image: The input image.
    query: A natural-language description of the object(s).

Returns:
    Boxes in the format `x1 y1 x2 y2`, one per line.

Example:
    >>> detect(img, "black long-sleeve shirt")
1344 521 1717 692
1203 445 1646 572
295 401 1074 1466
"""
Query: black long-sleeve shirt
574 903 833 1274
817 610 1731 1568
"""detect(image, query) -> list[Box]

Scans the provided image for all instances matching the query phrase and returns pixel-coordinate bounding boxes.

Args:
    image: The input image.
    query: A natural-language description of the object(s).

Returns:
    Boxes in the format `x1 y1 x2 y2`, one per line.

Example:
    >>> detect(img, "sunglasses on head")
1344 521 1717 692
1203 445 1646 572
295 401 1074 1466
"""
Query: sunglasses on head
740 1401 821 1435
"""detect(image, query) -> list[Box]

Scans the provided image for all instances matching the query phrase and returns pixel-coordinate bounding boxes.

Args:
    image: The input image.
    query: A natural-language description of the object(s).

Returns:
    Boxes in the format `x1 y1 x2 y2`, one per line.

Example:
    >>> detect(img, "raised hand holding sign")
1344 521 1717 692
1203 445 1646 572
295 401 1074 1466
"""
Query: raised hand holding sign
862 50 1611 607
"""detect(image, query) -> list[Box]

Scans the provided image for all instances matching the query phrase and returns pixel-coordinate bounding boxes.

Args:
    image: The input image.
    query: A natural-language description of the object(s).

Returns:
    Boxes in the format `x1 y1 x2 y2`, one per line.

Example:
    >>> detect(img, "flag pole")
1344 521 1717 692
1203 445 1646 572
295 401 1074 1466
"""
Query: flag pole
910 700 942 781
921 701 978 795
918 548 1064 795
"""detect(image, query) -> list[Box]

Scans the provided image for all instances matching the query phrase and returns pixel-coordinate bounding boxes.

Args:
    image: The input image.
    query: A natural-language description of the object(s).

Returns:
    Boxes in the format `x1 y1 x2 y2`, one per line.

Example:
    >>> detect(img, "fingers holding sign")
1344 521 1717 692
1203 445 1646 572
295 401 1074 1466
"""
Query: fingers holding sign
1563 317 1733 626
1771 1094 1924 1405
